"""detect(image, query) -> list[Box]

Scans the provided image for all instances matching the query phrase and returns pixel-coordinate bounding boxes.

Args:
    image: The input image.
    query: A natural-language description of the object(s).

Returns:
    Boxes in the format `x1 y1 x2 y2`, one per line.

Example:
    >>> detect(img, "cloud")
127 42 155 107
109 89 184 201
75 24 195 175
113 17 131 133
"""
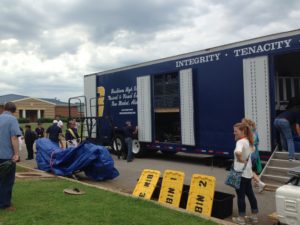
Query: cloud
0 0 299 101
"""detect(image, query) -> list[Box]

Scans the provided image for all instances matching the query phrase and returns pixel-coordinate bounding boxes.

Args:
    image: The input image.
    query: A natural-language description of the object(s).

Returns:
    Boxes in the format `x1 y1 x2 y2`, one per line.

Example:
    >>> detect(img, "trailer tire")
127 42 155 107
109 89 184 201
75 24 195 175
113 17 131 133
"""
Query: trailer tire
132 139 146 157
112 135 126 159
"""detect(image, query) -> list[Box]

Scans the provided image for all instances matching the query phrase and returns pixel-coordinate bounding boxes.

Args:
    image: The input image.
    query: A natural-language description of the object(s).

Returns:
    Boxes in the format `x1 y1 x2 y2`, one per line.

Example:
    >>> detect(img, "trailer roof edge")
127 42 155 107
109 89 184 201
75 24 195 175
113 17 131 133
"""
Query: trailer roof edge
84 28 300 78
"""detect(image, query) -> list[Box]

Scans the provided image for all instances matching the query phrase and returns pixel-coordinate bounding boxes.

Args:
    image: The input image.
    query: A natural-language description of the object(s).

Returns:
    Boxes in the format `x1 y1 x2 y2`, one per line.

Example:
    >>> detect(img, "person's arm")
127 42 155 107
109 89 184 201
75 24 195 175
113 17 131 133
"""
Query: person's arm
234 140 246 163
65 130 72 144
235 151 244 163
32 131 37 141
46 127 50 138
59 133 64 149
296 123 300 136
11 136 19 162
133 126 138 135
59 140 64 149
59 128 64 149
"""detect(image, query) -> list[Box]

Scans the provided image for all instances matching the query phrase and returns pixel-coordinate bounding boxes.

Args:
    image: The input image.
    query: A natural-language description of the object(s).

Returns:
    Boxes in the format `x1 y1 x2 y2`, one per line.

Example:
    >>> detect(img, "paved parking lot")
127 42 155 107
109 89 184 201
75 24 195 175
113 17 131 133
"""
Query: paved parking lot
19 146 276 225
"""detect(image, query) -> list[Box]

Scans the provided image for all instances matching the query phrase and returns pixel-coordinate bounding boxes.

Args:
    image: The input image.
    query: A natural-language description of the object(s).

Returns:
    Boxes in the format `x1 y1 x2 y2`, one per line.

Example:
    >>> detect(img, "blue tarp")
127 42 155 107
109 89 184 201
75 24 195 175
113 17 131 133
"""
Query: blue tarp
35 138 119 181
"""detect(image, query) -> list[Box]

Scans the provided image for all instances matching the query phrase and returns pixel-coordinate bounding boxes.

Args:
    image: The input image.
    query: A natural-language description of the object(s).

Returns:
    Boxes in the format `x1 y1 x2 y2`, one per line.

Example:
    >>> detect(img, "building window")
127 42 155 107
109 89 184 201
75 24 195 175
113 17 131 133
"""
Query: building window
19 110 23 118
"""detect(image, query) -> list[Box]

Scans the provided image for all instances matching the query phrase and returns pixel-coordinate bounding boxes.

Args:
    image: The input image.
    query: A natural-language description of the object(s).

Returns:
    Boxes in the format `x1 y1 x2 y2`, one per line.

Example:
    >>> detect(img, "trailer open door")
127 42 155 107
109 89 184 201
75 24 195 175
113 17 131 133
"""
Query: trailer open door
243 56 271 152
84 75 97 138
180 68 195 146
137 75 152 142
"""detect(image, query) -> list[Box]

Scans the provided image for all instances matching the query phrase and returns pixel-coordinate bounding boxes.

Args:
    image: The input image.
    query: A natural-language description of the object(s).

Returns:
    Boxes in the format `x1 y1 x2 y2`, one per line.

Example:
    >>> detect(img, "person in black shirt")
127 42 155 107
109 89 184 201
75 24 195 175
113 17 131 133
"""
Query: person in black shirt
65 120 80 148
46 120 63 148
24 125 36 160
274 111 300 161
35 122 45 138
123 121 137 162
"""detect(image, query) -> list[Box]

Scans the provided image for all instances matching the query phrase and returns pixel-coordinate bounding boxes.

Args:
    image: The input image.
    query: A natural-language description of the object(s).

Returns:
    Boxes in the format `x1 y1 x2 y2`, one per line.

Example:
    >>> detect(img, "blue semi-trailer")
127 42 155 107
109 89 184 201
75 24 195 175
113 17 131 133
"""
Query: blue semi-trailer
83 29 300 158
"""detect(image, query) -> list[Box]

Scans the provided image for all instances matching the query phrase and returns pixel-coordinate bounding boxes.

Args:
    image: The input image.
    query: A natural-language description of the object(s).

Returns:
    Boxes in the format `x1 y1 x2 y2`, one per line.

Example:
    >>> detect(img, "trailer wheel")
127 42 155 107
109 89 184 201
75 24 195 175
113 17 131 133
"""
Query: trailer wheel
132 139 145 157
112 135 126 159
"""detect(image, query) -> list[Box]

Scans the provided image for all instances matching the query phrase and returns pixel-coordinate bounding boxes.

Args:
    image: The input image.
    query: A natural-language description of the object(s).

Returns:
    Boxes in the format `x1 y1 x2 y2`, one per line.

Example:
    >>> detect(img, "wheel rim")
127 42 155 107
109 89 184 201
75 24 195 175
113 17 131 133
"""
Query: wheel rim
132 139 140 154
113 138 122 152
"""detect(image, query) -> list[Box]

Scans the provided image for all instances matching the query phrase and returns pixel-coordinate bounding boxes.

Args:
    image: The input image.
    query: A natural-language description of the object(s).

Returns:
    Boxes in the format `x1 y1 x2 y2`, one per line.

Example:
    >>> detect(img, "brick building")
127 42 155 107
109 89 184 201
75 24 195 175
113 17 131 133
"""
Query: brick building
0 94 79 122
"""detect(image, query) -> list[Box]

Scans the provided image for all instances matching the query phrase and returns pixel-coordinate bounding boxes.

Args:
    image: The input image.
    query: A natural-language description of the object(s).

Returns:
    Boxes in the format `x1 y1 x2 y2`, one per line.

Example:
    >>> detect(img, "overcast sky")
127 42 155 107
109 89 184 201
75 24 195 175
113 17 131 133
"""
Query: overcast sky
0 0 299 101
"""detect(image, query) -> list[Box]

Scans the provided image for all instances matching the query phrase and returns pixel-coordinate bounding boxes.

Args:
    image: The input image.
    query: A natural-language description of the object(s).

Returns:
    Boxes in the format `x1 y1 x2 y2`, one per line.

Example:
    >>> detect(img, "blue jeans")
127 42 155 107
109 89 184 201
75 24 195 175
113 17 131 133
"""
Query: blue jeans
125 137 133 161
0 159 16 208
235 177 258 216
274 118 295 159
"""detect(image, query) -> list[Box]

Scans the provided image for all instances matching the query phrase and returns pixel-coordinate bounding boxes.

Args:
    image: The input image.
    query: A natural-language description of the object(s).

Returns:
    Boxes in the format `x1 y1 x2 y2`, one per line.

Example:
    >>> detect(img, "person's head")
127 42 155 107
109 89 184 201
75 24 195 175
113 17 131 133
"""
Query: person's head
233 122 254 146
68 120 76 128
25 125 31 130
53 120 58 125
241 118 256 130
4 102 16 113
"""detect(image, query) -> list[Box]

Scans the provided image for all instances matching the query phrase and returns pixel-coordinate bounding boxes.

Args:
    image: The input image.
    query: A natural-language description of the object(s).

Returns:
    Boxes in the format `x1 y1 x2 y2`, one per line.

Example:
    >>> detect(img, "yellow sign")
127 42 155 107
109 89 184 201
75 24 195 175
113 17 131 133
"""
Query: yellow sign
97 86 105 96
97 86 105 117
186 174 216 217
132 169 161 199
158 170 185 208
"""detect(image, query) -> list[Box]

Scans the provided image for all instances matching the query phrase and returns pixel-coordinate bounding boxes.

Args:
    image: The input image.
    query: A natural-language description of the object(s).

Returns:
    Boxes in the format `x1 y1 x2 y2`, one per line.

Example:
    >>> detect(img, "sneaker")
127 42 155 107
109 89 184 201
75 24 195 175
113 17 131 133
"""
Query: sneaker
232 216 246 225
258 181 266 193
246 215 258 224
289 158 296 162
4 206 16 212
1 205 16 212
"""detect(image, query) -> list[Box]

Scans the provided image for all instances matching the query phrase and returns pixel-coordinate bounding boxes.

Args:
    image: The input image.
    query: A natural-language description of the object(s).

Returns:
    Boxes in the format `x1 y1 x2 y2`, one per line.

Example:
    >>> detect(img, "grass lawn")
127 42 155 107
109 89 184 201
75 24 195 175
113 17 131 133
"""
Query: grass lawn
0 179 217 225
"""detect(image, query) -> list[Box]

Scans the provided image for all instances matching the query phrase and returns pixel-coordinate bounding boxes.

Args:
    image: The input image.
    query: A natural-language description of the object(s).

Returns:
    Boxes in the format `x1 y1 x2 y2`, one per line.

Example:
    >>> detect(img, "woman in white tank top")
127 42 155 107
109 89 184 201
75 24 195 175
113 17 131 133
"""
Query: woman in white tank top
232 122 259 225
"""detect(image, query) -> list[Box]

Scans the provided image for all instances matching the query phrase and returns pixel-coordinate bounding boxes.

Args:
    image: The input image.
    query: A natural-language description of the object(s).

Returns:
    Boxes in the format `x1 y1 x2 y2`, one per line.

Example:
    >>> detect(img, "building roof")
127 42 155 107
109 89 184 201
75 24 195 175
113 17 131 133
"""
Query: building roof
41 98 68 106
0 94 68 106
0 94 28 104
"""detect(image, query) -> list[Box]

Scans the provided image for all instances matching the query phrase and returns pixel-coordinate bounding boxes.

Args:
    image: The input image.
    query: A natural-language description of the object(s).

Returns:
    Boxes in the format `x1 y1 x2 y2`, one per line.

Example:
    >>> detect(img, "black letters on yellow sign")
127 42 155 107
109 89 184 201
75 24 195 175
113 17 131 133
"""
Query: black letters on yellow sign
195 206 202 213
132 169 161 200
147 174 153 179
166 198 173 204
199 180 207 187
186 174 216 217
139 193 146 198
158 170 185 208
168 188 175 195
144 174 154 187
194 195 205 213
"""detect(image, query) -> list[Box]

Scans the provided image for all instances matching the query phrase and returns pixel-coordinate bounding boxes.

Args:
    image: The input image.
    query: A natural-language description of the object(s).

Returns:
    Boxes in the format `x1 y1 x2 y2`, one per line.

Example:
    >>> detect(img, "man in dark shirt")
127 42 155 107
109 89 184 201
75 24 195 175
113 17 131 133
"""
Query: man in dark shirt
46 120 63 148
35 122 45 138
274 111 300 161
123 121 137 162
24 125 36 160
